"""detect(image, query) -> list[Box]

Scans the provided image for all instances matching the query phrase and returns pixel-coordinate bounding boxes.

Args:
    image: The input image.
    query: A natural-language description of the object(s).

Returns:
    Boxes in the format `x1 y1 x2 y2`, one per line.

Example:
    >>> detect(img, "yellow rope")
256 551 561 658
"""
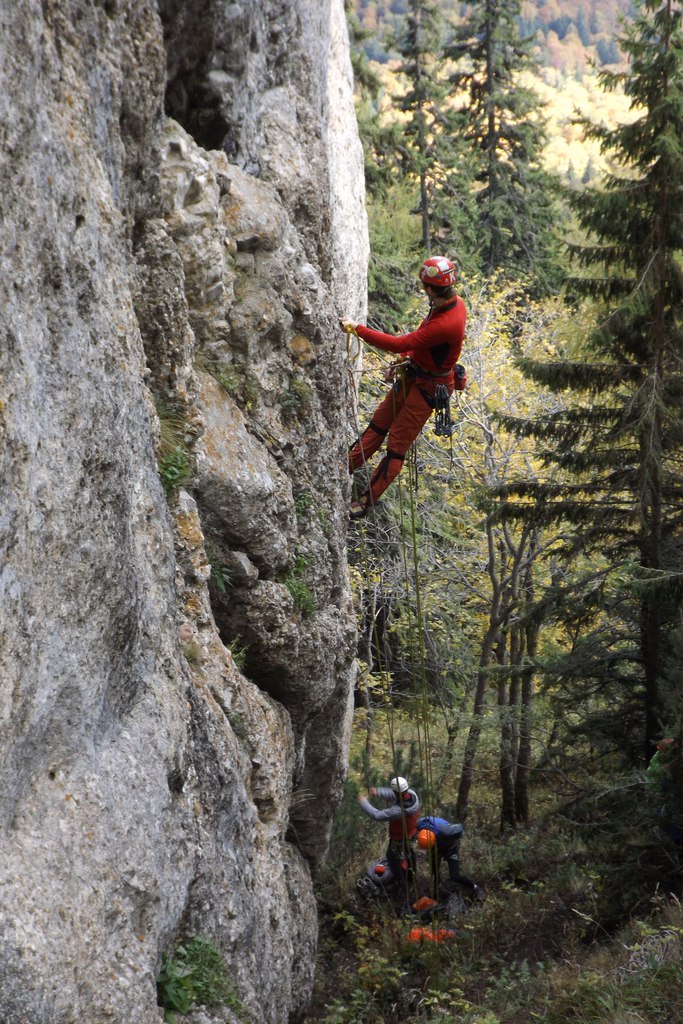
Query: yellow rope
343 322 360 351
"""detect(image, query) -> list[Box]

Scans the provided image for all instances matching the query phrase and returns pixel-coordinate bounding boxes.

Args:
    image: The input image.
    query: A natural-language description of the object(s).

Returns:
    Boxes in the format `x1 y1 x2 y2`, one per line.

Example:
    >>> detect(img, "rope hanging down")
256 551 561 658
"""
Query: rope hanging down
345 319 467 806
351 446 437 909
346 325 474 903
348 365 432 763
350 430 437 824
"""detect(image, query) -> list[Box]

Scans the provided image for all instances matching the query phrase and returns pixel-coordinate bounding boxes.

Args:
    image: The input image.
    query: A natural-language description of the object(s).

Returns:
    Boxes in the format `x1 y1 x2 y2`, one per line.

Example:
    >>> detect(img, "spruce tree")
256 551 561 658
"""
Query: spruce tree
500 0 683 760
445 0 563 292
345 0 402 201
345 0 419 322
390 0 478 258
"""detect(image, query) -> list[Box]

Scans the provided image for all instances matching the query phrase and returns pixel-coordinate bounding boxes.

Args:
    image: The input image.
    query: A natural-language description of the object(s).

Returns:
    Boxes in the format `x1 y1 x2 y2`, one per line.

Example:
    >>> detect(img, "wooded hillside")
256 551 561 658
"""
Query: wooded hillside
352 0 632 69
314 2 683 1022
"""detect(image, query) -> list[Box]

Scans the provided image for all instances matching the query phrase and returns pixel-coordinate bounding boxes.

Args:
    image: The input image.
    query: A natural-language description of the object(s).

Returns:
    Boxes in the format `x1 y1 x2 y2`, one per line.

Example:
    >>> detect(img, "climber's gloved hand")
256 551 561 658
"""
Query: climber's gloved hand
339 318 358 334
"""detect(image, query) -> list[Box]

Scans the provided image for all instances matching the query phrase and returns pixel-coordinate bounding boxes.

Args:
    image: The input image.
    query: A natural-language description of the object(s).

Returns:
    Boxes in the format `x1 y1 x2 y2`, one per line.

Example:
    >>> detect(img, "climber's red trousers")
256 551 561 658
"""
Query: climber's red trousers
349 375 447 504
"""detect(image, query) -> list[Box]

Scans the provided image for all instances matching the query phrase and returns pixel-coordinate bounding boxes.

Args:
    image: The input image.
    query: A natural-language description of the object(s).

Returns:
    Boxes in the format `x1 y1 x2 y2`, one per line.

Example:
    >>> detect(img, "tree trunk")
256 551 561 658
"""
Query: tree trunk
515 653 535 824
456 620 499 821
508 631 521 777
515 547 538 824
498 634 516 831
484 0 501 271
360 585 379 786
420 170 431 254
436 690 466 792
456 514 503 821
640 328 664 759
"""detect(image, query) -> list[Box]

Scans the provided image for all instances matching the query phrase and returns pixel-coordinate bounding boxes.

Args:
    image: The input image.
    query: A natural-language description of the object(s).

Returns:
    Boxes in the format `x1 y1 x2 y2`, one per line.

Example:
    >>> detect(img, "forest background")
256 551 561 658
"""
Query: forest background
308 1 683 1022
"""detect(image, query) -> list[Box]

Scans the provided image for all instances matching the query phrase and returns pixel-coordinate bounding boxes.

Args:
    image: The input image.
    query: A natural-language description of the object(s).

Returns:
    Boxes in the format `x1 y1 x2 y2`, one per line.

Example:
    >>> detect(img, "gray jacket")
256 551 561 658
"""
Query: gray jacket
359 787 421 823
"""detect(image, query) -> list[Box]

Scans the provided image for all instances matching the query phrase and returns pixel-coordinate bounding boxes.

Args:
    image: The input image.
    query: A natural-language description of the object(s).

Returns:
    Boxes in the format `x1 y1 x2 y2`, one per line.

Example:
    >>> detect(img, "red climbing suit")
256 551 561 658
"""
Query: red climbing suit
349 297 466 505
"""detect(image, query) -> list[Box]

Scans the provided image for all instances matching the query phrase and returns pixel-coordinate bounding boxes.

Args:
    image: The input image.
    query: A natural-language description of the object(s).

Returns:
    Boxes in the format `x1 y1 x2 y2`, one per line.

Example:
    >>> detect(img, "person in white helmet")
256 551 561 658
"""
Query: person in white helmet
341 256 466 518
358 776 421 898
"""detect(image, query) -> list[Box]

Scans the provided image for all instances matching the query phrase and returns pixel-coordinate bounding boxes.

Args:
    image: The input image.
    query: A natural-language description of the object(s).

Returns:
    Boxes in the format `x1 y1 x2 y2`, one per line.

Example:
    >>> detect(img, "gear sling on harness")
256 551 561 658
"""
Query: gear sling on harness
432 363 466 438
413 361 467 438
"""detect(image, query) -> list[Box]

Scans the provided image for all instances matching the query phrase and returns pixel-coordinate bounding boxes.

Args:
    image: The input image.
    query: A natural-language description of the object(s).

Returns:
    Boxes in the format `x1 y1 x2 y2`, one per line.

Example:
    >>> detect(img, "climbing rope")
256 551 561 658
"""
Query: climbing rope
345 323 462 834
346 347 402 786
342 310 475 915
396 441 437 815
347 353 439 881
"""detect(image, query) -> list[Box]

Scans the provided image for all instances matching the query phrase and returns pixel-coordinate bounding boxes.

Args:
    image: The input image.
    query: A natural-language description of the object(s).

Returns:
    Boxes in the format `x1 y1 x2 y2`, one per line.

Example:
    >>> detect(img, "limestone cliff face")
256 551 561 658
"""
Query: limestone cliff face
0 2 367 1023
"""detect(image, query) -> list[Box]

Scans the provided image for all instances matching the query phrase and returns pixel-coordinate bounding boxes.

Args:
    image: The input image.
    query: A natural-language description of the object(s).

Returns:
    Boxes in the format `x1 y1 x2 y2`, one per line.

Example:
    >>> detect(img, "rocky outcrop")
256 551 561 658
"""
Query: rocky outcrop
159 0 369 304
147 118 358 866
0 1 367 1022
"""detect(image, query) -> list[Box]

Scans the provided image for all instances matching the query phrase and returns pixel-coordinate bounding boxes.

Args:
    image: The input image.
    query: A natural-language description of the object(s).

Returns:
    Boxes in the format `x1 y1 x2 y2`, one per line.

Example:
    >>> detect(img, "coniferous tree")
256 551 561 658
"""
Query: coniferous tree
346 0 419 322
390 0 478 259
348 0 479 322
446 0 563 292
345 0 402 200
501 0 683 760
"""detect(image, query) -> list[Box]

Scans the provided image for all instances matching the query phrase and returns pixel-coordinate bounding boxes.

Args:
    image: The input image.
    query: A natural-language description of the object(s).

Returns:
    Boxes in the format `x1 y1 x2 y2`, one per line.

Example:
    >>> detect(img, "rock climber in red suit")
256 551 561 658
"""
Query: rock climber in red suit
341 256 466 518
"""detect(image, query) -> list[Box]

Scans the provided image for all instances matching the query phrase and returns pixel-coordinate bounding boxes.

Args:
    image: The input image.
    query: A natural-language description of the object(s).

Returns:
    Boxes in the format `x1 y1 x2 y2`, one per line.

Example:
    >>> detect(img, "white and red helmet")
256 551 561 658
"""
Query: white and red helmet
419 256 457 288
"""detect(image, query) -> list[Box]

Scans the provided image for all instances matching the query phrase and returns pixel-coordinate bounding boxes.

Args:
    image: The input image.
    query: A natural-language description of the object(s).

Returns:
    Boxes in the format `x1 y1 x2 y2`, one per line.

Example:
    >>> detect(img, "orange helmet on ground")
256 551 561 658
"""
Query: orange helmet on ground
418 256 457 288
412 896 438 912
406 926 457 944
417 829 436 849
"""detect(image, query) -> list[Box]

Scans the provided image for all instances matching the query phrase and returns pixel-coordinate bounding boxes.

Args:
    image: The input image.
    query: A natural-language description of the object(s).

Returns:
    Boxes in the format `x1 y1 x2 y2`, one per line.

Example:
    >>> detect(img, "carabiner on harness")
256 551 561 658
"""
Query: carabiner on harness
433 384 453 437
